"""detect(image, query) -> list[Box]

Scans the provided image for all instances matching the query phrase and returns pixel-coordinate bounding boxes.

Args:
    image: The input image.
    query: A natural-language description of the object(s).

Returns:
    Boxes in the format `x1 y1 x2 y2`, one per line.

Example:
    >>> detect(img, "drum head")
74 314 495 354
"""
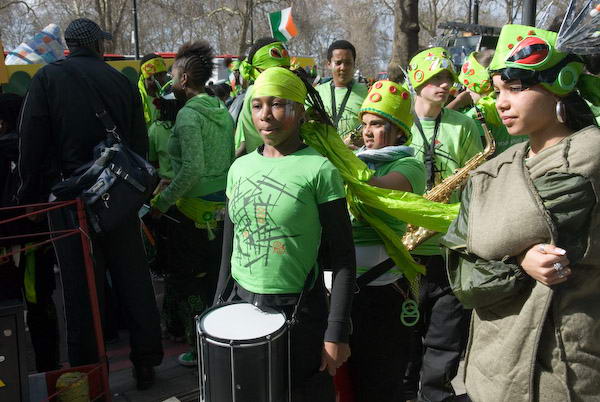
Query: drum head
199 303 287 341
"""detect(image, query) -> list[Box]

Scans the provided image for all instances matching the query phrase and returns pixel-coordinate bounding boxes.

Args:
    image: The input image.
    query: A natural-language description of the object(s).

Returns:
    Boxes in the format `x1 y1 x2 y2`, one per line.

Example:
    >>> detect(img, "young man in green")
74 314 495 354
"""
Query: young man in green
404 47 483 402
315 40 368 140
449 50 527 155
233 38 291 156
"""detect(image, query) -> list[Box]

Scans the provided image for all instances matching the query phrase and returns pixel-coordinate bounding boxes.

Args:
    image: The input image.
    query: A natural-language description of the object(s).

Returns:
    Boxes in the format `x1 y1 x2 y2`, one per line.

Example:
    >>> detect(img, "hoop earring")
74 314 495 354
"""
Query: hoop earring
556 100 566 124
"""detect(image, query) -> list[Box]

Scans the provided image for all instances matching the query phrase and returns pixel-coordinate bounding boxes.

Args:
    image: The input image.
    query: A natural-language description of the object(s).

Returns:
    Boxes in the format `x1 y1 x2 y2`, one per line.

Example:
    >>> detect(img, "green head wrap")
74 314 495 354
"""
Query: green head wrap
489 24 585 96
459 52 492 95
359 80 414 143
252 67 307 104
408 47 457 90
239 42 291 82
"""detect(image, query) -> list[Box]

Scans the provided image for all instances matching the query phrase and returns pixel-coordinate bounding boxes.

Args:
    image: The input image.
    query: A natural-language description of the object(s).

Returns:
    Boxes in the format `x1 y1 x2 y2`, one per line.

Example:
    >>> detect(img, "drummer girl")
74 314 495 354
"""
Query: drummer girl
215 67 356 401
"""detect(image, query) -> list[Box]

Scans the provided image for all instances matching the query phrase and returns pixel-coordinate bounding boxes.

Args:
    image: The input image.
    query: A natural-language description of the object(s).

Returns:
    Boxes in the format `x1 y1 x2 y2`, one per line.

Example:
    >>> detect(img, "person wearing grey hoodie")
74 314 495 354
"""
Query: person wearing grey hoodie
151 40 235 366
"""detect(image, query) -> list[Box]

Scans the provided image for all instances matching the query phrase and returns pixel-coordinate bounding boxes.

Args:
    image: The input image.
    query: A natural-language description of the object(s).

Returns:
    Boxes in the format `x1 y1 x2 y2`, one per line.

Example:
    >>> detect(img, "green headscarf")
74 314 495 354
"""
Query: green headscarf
489 24 587 97
252 67 307 104
408 47 457 90
359 80 414 143
459 52 492 95
239 42 291 82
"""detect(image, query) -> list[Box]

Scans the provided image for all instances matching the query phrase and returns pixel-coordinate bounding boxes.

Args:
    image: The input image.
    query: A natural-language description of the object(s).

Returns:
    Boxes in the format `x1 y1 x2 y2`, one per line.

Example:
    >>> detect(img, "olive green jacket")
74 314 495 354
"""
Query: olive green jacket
441 126 600 402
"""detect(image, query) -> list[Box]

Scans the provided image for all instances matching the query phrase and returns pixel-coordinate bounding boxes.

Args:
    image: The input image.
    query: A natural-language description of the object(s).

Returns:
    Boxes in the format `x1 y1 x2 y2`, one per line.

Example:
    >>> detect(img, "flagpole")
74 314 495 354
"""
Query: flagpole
250 0 254 45
132 0 140 59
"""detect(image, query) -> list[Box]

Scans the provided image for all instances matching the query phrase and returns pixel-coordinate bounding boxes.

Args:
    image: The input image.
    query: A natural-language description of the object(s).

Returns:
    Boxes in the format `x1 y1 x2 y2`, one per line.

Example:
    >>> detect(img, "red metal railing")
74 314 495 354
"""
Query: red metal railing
0 199 110 401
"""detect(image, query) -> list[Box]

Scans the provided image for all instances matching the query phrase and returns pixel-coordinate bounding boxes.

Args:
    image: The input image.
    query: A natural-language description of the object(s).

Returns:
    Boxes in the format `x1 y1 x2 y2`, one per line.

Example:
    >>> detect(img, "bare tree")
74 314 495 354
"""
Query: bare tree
386 0 420 78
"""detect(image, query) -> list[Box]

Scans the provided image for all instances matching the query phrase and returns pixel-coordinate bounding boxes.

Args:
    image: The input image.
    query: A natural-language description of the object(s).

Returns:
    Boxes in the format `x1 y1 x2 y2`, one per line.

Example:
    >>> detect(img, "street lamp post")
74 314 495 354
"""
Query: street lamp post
132 0 140 59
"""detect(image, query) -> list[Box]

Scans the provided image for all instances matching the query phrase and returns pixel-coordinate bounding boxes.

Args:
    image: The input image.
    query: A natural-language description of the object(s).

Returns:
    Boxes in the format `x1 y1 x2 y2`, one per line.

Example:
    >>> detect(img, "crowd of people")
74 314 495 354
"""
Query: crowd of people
1 14 600 402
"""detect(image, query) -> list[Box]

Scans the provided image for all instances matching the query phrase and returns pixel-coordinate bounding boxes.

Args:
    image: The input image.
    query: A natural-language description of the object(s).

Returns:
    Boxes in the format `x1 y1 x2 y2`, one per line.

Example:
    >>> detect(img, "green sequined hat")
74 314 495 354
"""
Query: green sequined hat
459 52 492 95
408 47 457 90
359 80 413 143
489 24 584 96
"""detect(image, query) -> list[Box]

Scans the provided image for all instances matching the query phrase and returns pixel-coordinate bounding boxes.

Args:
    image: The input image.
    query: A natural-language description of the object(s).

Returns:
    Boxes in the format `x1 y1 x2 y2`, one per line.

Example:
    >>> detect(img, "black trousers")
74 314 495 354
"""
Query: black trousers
404 255 470 402
164 208 223 346
48 206 163 367
348 281 413 402
23 244 60 372
230 277 335 402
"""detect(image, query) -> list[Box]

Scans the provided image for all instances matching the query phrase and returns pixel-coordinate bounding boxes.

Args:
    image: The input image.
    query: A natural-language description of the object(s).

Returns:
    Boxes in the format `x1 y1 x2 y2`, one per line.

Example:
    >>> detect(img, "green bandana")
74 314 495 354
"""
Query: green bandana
252 67 307 104
408 47 457 90
359 80 414 142
239 42 291 82
459 52 492 95
489 24 585 96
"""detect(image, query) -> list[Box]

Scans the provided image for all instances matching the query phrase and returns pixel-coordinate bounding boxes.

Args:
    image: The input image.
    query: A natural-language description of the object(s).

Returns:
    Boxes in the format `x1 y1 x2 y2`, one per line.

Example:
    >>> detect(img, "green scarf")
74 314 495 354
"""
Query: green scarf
300 117 460 289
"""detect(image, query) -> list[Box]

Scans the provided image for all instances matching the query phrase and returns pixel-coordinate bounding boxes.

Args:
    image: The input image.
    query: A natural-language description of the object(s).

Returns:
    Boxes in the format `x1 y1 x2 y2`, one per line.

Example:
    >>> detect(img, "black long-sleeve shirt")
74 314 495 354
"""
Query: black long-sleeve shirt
17 47 147 204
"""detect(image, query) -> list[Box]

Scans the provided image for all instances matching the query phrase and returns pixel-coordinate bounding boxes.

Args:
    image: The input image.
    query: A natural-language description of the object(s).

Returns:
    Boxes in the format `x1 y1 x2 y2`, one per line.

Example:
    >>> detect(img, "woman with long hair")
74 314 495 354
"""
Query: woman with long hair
442 24 600 401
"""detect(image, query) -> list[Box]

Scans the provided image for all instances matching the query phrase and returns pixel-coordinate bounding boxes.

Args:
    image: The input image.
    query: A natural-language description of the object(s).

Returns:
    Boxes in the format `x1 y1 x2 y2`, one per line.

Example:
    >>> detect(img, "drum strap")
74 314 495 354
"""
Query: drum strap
215 273 235 305
288 268 317 327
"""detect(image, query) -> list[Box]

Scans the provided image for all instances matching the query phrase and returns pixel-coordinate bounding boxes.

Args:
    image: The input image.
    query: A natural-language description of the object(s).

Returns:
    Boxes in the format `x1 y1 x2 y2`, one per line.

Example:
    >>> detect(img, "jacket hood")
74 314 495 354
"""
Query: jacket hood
184 94 232 128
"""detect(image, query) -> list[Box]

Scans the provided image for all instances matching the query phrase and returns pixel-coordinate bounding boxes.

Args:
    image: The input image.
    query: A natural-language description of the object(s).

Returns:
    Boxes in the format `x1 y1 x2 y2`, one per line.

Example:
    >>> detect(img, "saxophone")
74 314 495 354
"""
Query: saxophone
401 108 496 251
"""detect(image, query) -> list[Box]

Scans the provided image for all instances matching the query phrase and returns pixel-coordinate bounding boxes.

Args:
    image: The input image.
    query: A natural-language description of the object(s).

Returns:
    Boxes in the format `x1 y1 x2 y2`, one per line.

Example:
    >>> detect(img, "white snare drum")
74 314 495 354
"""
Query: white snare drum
196 302 290 402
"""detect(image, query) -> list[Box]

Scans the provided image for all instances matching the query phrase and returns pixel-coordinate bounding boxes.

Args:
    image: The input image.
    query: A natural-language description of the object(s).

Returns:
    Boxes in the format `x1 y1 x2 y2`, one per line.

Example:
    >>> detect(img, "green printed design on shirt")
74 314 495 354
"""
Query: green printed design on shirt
227 147 345 294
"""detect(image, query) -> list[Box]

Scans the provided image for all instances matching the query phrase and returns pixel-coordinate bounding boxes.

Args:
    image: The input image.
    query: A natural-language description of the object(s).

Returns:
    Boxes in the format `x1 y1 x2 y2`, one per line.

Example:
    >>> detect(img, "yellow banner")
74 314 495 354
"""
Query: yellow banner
0 41 9 85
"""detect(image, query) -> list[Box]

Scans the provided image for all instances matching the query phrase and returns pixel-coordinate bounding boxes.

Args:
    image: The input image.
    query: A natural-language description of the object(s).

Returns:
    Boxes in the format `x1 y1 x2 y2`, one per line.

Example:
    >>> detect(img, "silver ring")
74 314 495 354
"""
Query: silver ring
553 262 565 278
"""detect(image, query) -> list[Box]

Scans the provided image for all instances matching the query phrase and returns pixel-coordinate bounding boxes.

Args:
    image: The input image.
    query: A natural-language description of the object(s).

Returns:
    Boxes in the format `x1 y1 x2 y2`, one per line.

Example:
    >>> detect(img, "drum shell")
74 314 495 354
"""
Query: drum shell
197 303 289 402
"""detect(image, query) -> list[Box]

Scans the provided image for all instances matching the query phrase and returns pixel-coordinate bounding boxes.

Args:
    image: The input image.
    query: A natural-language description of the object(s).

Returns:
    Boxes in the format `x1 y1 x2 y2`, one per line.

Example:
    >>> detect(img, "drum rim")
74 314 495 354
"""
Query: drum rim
197 301 288 345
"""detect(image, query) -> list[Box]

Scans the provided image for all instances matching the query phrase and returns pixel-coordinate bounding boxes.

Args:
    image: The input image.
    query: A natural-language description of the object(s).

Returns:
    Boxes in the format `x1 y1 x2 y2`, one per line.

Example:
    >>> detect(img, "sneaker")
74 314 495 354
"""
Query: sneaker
178 351 197 367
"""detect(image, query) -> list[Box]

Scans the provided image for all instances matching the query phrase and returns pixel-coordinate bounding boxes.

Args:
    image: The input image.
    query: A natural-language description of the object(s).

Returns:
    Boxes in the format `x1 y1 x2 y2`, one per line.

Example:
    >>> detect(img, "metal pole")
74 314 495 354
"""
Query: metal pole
76 199 111 401
522 0 537 26
132 0 140 59
250 0 254 45
468 0 473 24
473 0 480 24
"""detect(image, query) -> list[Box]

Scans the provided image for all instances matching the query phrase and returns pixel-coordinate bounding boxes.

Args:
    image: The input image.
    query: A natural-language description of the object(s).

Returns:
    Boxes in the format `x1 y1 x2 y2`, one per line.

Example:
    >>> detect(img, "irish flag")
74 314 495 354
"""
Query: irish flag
269 7 298 42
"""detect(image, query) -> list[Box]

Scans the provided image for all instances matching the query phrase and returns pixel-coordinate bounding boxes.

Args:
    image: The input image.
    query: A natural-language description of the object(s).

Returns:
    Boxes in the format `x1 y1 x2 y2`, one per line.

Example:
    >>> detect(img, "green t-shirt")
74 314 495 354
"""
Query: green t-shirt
352 156 427 245
315 80 368 138
234 85 265 154
352 155 426 279
464 106 527 156
227 146 346 294
410 108 483 255
148 121 174 180
142 93 159 127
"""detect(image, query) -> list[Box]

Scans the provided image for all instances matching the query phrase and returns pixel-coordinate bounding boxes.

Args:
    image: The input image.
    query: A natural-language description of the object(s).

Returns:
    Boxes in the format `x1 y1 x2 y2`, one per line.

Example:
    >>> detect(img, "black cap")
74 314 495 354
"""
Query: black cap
64 18 112 47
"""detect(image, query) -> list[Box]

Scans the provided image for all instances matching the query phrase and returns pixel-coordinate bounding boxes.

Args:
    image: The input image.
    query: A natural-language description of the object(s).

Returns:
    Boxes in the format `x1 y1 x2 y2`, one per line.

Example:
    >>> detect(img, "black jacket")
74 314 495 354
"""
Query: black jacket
17 47 147 204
